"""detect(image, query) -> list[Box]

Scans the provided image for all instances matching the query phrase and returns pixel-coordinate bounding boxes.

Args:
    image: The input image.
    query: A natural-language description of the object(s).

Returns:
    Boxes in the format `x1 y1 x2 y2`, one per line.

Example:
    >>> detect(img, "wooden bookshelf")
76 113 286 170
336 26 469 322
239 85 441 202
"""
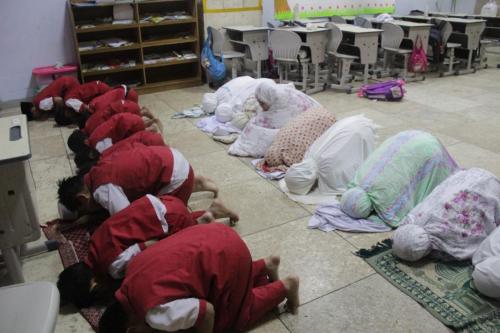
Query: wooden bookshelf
68 0 202 94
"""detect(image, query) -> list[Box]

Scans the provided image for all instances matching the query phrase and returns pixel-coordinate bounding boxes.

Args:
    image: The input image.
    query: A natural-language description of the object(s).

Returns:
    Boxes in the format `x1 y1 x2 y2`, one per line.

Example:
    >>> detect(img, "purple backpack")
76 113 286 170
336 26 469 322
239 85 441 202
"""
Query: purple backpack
358 80 406 101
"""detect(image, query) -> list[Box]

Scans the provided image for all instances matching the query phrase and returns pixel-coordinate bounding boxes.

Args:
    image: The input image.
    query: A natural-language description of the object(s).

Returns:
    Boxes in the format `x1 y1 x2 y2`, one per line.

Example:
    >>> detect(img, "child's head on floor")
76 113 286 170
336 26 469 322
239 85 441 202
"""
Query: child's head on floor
58 262 117 309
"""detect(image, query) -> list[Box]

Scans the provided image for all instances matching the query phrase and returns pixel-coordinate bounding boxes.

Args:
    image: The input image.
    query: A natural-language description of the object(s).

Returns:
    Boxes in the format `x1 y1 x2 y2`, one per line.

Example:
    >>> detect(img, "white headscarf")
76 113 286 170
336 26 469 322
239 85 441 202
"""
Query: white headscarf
281 115 378 204
393 168 500 262
202 93 217 114
215 103 233 123
254 81 320 129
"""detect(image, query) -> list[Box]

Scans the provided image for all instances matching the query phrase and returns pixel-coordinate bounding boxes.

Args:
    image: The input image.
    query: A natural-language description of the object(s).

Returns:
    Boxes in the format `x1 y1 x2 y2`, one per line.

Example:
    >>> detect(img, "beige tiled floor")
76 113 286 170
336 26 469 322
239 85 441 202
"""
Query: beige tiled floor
2 61 500 333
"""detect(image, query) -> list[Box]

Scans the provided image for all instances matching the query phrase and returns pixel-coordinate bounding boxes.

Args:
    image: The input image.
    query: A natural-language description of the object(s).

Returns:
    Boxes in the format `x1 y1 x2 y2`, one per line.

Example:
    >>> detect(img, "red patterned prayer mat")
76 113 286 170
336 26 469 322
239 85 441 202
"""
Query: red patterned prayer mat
42 220 103 331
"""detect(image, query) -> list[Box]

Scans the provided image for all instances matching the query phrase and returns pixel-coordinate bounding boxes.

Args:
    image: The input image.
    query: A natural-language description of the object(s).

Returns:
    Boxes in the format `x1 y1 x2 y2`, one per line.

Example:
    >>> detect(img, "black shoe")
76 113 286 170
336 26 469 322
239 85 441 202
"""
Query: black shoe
20 102 34 121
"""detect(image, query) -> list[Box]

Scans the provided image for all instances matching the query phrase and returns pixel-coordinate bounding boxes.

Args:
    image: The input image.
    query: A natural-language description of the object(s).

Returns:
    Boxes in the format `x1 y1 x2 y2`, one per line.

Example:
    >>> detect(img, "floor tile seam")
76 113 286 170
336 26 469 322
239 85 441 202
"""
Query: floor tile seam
278 273 377 331
30 152 69 163
241 213 313 238
298 272 377 308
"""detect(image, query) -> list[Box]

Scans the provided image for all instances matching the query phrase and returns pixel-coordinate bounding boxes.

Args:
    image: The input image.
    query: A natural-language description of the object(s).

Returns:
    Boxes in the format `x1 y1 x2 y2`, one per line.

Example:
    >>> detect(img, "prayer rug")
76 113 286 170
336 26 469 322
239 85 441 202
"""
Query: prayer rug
356 240 500 333
42 220 104 331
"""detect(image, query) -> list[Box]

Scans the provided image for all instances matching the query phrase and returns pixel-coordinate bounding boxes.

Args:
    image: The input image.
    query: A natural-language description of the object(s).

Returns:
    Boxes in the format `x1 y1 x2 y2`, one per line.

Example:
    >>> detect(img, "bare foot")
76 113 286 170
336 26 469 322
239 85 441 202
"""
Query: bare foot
283 275 300 315
207 198 239 225
194 176 219 198
197 211 216 224
264 255 280 282
140 107 154 118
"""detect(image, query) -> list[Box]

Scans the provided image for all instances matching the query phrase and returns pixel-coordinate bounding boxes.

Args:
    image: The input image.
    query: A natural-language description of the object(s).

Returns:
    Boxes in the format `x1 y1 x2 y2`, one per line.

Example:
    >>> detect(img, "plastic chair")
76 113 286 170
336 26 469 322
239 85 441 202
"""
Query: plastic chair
440 21 462 76
381 23 412 79
354 16 372 28
330 16 347 24
210 27 245 79
325 22 358 93
269 30 310 91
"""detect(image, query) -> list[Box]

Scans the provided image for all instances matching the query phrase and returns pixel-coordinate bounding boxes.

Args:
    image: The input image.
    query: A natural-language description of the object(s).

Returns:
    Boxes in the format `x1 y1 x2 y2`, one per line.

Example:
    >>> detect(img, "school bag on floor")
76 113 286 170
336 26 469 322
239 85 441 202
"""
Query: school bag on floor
358 80 406 101
409 36 429 73
201 27 226 84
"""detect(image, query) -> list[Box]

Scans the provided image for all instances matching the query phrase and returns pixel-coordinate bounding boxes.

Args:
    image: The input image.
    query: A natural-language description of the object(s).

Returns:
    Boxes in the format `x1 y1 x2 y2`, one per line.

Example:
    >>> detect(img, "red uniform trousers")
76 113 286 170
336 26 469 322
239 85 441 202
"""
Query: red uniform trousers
88 113 145 148
65 81 111 113
167 166 195 205
235 259 287 331
83 100 141 135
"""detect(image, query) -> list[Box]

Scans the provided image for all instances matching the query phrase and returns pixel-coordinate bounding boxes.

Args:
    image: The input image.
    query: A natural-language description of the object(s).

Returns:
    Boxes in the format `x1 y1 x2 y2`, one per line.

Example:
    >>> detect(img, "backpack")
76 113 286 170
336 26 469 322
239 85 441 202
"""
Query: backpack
358 80 406 101
201 27 226 84
409 35 429 73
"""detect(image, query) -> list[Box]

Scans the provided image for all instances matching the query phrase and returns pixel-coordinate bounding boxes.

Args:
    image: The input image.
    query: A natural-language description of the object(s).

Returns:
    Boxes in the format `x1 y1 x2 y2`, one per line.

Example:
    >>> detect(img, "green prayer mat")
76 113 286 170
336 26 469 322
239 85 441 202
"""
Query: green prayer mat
356 240 500 333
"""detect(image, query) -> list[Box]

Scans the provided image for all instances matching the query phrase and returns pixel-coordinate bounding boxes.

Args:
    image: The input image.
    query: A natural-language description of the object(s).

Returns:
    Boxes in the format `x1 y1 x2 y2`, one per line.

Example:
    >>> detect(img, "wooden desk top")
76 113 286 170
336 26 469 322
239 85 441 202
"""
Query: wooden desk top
439 17 486 24
336 23 382 33
277 26 330 33
223 25 269 32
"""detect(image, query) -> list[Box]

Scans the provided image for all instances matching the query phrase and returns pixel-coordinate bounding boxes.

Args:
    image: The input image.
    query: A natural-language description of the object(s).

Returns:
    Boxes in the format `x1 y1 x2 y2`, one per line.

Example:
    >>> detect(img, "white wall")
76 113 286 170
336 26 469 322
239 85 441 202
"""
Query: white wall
0 0 76 103
204 11 262 29
394 0 477 15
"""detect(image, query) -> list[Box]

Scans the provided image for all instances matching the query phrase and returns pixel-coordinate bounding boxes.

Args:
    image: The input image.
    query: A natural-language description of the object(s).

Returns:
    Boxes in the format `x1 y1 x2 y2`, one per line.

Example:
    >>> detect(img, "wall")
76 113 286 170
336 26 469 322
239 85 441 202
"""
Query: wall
0 0 76 103
262 1 478 20
394 0 477 15
202 0 262 30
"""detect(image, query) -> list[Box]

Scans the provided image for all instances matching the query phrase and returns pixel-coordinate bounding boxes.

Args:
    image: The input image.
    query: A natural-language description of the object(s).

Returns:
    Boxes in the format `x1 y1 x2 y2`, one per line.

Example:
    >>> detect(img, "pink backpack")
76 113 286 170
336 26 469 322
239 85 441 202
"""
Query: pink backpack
409 36 429 73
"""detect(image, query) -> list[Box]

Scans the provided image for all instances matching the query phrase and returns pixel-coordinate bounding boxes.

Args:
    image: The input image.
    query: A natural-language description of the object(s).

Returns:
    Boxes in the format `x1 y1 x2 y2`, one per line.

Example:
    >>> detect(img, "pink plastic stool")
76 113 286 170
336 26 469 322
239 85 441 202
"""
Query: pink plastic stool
32 64 78 90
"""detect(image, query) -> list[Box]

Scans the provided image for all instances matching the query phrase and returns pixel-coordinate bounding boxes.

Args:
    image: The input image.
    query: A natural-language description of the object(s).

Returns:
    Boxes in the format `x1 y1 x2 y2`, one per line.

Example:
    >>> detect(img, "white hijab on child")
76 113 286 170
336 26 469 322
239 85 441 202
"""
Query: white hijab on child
255 80 280 107
281 115 378 204
392 168 500 262
215 103 233 123
202 93 218 114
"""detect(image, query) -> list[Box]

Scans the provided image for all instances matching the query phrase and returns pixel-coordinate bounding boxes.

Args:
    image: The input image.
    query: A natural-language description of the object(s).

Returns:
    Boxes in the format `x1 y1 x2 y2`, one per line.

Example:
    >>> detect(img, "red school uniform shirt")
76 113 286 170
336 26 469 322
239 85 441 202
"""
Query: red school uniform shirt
115 223 254 333
83 100 141 135
65 80 111 113
85 195 197 277
33 76 79 111
83 145 175 202
88 113 145 150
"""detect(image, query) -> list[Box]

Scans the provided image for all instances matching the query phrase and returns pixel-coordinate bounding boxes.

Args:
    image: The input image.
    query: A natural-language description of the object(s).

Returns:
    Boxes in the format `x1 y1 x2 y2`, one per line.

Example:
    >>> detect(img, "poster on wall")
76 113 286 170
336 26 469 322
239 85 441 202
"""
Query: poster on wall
275 0 395 20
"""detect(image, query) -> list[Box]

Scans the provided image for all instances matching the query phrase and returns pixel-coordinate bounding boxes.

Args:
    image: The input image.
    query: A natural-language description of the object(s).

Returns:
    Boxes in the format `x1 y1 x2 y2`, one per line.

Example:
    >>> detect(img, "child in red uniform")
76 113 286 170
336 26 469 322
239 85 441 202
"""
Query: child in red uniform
81 100 141 135
21 76 79 120
49 80 112 126
74 130 166 174
57 145 218 218
68 112 163 155
57 194 239 308
64 80 111 114
99 223 300 333
87 84 138 114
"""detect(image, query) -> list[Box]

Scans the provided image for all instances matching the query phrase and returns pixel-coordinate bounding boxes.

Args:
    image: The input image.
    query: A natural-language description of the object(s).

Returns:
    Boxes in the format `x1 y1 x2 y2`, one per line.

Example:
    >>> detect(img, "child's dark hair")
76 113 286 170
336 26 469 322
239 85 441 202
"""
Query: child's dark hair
99 300 129 333
58 262 120 309
74 147 100 171
57 176 84 212
57 262 95 308
67 129 89 154
54 107 75 126
76 110 91 130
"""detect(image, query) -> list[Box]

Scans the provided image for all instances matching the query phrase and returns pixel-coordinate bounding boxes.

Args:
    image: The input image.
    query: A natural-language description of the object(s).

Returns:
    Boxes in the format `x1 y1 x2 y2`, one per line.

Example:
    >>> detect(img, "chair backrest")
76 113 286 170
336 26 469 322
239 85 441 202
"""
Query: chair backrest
441 21 453 45
381 22 404 49
269 30 302 61
354 16 372 28
210 27 225 57
325 22 343 53
330 16 347 24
